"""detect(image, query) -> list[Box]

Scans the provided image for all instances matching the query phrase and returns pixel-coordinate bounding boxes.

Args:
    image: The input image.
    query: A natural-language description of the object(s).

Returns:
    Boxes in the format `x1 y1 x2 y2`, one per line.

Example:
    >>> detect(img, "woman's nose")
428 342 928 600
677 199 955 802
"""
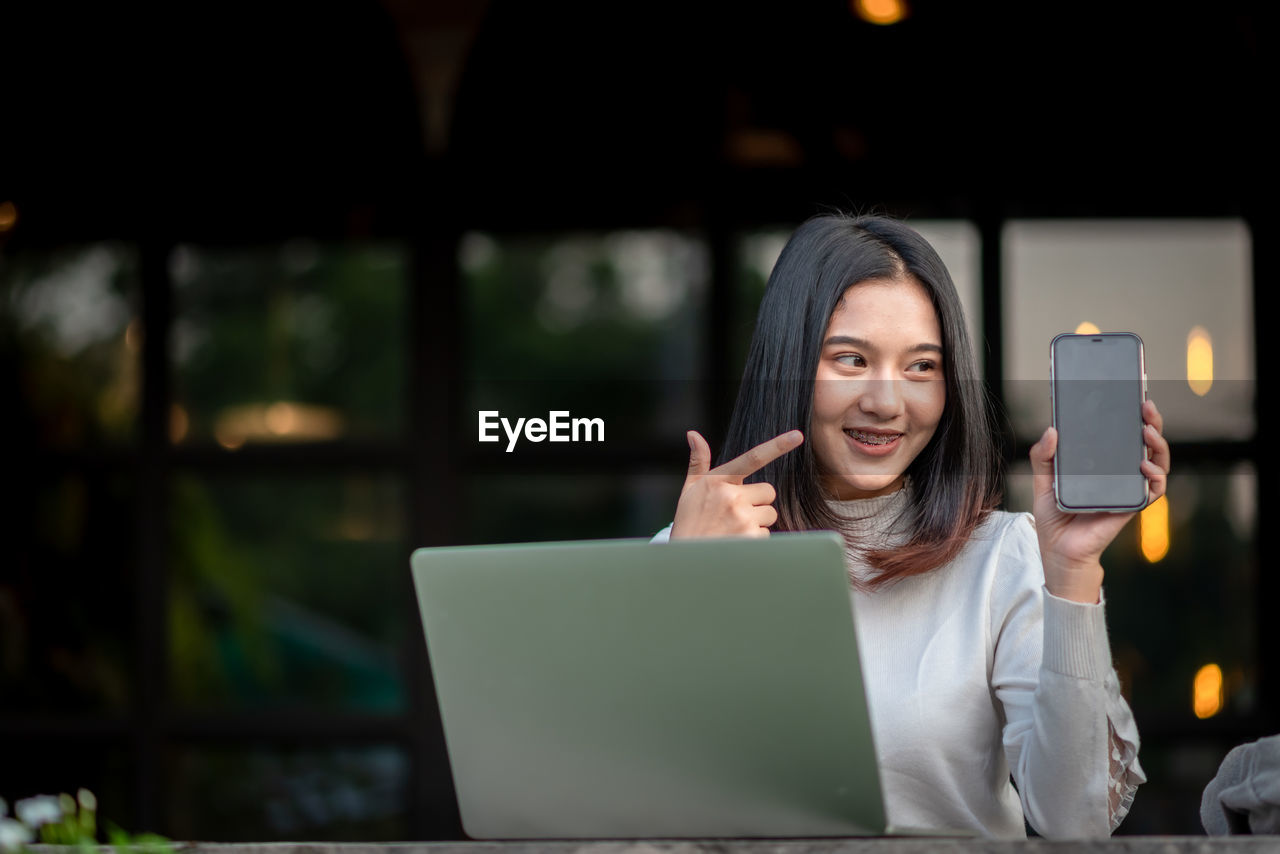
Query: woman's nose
857 378 905 417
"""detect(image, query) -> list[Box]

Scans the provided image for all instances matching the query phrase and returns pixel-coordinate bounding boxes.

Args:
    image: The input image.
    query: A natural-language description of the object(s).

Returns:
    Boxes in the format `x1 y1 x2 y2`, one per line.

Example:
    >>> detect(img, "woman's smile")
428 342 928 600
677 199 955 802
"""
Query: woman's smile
843 427 905 454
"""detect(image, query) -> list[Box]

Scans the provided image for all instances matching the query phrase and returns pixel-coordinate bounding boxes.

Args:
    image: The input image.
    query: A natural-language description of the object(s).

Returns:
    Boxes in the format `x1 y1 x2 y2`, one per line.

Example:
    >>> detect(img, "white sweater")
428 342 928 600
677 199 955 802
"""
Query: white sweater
652 486 1146 838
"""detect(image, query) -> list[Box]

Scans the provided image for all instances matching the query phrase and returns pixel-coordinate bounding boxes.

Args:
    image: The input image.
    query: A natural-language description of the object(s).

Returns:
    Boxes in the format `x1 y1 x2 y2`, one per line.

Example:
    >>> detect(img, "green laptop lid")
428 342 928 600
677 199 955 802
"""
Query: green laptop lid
411 532 885 839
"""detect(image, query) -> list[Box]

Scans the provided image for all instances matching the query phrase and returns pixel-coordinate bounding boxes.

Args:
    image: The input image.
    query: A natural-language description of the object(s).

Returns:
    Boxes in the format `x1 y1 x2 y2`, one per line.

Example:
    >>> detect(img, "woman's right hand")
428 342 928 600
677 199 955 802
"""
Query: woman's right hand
670 429 804 539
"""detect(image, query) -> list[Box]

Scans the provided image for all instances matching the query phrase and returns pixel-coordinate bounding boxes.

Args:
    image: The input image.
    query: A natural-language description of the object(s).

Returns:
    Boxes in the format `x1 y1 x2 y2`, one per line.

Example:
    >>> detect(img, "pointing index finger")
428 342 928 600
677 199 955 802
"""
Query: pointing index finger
714 430 804 480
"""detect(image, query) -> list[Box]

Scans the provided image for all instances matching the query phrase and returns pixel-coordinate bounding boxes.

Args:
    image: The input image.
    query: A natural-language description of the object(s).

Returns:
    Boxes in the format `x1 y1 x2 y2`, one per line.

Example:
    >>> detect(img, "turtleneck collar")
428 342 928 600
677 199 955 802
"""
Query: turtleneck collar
826 480 912 538
824 480 914 584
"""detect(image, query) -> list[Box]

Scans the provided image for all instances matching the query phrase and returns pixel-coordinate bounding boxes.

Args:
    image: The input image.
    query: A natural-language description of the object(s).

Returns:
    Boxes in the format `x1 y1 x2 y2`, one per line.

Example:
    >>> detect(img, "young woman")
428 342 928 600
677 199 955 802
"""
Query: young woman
652 214 1169 838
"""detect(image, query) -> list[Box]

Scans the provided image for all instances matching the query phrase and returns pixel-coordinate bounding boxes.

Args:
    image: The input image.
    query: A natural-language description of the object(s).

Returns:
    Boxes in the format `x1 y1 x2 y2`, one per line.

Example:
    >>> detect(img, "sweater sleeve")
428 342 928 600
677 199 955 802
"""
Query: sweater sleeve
991 514 1146 838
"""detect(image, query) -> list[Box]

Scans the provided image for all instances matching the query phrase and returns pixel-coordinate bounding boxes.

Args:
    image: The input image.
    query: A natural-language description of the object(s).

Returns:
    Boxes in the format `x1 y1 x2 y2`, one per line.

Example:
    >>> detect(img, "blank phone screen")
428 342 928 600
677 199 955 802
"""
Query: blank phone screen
1052 333 1147 510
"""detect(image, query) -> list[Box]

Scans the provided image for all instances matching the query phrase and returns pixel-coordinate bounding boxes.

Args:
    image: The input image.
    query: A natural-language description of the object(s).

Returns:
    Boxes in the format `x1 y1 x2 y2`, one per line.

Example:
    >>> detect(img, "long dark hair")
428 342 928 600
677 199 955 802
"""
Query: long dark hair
721 213 1002 587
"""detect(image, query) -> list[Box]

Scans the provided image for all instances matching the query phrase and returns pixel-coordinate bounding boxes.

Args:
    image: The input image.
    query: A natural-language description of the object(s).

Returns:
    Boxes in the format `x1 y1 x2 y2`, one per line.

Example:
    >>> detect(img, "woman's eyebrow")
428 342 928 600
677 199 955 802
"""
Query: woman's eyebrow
823 335 943 355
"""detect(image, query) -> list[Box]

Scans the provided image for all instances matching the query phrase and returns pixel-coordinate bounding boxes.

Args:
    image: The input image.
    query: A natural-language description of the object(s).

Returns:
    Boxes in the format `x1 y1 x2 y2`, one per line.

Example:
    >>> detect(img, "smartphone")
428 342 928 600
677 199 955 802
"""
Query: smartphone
1049 332 1148 513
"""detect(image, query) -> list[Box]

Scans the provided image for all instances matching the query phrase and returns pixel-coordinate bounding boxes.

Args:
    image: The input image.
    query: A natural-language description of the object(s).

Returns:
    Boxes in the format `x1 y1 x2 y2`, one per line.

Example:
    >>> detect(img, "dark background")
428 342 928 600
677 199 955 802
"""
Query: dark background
1 0 1273 840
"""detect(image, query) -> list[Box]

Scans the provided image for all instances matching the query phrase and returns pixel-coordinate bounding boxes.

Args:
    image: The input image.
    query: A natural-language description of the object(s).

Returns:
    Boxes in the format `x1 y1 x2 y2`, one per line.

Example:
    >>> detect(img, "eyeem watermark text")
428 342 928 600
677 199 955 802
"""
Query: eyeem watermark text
478 410 605 452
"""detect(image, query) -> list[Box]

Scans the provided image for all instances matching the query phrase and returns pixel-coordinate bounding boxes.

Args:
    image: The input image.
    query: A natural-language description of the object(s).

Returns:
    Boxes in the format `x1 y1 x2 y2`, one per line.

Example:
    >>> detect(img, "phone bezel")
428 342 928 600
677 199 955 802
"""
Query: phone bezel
1049 331 1149 514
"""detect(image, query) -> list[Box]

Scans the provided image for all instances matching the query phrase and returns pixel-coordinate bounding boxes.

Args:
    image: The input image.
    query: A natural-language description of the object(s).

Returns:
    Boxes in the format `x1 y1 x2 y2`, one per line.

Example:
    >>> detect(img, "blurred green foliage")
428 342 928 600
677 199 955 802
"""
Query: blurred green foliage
460 231 708 448
168 475 407 712
0 243 139 446
172 242 407 442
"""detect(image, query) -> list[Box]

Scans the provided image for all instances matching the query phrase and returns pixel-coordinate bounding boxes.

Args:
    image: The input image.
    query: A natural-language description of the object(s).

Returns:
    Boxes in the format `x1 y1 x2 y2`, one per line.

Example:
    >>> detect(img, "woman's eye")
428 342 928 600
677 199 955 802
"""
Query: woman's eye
908 360 937 373
835 354 865 367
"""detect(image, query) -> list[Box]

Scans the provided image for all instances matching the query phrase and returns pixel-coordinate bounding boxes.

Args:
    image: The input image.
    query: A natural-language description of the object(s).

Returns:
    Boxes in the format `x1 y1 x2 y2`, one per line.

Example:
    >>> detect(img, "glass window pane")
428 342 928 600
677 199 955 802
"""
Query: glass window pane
168 475 408 713
461 231 708 448
913 220 982 370
1005 463 1257 721
1003 220 1252 440
166 744 410 841
171 242 407 447
0 243 140 446
736 220 981 377
735 227 789 376
0 474 135 716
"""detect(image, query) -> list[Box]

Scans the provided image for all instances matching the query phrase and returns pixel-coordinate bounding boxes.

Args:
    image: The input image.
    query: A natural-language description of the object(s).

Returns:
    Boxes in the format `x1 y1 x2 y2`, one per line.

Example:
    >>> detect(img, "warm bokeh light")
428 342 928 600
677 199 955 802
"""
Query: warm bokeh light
0 200 17 232
725 129 805 168
214 425 246 451
1187 325 1214 396
1074 321 1101 335
265 401 300 435
125 319 143 353
213 401 345 448
1194 663 1224 719
337 515 376 541
170 404 190 443
852 0 907 25
1140 495 1169 563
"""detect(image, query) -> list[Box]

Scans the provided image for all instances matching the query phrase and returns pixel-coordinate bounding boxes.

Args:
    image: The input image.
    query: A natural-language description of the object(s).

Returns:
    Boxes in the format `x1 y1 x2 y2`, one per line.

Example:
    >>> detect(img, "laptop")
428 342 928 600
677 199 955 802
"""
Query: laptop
410 532 913 839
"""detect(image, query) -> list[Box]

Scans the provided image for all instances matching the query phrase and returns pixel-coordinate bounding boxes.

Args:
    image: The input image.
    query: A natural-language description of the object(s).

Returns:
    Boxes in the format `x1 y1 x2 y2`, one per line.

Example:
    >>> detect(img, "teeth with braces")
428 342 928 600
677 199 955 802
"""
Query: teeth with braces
846 429 901 445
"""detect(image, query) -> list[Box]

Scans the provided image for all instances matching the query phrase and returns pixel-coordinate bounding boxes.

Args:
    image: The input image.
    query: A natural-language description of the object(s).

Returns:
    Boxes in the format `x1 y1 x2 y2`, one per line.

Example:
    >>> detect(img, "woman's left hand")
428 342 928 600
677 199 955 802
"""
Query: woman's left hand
1029 399 1171 603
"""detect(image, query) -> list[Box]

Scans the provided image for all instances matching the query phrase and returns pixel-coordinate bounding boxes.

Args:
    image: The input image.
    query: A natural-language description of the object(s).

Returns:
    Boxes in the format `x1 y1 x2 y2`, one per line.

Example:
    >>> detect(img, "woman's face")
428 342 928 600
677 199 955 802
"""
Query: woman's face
811 275 946 500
